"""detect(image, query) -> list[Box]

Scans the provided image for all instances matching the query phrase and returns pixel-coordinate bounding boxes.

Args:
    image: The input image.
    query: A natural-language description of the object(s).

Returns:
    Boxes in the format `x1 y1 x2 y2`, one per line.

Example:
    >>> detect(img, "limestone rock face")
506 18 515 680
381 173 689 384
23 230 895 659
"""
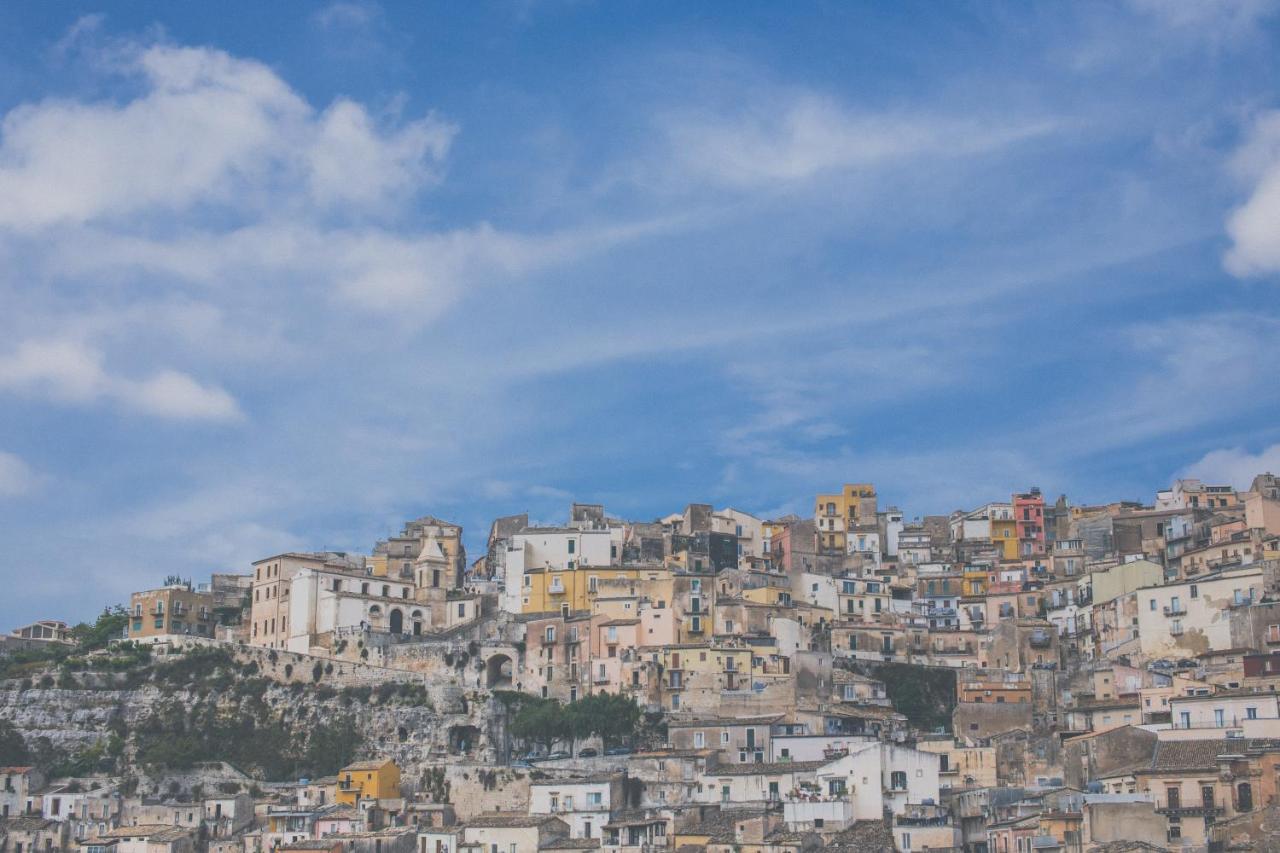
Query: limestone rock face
0 680 511 786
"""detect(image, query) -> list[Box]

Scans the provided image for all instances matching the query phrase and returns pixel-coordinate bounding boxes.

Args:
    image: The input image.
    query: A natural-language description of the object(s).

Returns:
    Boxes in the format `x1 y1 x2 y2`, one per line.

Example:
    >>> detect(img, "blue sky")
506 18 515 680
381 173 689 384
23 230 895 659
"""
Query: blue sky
2 1 1280 628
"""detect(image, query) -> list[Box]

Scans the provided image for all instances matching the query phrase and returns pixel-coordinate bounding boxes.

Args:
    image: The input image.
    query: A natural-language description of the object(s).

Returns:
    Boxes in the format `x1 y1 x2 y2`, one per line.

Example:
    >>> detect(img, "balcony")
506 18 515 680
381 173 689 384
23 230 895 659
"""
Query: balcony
1163 605 1186 616
602 842 668 853
1157 804 1224 817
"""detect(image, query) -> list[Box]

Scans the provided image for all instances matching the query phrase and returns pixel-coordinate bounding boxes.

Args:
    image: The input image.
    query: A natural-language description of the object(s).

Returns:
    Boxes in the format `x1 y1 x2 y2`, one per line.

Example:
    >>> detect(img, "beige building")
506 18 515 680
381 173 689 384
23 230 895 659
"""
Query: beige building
916 738 997 789
1090 559 1164 606
1245 491 1280 537
248 552 364 649
128 585 217 640
1133 566 1263 660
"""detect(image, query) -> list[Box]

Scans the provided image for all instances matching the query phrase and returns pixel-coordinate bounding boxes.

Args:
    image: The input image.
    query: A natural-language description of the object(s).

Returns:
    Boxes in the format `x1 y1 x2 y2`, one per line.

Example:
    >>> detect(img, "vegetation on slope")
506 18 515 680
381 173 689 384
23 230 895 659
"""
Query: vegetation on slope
500 691 641 754
867 662 957 732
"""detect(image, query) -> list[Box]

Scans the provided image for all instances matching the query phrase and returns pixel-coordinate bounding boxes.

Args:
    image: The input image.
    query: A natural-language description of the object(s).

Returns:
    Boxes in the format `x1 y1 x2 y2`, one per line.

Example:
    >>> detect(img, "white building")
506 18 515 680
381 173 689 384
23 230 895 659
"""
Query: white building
1164 692 1280 740
882 509 904 558
528 776 622 839
812 742 941 820
502 527 618 612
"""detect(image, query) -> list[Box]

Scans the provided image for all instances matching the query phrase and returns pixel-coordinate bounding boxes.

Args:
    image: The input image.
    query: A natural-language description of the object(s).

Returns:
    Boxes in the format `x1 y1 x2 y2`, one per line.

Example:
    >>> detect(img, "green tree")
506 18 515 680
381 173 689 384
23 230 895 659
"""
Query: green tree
510 698 570 754
72 606 130 651
0 719 29 765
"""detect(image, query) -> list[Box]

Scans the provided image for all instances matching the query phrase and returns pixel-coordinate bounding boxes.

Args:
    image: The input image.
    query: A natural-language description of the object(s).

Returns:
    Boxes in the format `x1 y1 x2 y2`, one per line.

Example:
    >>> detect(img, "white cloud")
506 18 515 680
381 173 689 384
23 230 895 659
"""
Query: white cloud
0 43 453 229
0 451 37 497
1225 111 1280 276
1183 443 1280 490
665 92 1056 188
0 338 241 421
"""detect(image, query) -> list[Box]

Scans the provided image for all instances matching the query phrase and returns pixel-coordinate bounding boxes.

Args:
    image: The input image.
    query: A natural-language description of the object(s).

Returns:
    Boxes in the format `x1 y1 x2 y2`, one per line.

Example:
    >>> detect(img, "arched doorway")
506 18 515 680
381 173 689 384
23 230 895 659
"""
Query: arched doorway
411 610 423 636
389 608 403 634
449 724 480 754
486 654 513 688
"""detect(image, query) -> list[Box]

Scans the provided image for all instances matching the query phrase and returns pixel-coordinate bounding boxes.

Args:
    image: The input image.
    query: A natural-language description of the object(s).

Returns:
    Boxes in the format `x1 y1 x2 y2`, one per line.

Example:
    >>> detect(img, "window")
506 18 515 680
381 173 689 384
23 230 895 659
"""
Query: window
545 626 556 642
1190 585 1198 599
890 770 907 790
694 732 705 748
1150 599 1157 611
567 540 575 555
1247 707 1258 719
1215 709 1225 727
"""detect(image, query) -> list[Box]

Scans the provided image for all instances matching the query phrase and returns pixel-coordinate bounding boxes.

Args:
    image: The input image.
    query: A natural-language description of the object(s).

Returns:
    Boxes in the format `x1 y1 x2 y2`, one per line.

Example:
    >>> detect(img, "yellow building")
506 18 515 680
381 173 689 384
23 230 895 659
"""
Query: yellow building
814 483 878 555
336 759 400 806
522 565 667 614
991 519 1019 559
962 566 989 597
659 644 756 692
742 586 792 607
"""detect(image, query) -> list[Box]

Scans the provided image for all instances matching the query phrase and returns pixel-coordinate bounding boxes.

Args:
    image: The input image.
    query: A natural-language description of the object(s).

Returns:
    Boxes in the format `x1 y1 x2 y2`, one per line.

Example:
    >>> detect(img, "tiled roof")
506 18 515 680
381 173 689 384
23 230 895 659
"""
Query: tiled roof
1149 739 1231 772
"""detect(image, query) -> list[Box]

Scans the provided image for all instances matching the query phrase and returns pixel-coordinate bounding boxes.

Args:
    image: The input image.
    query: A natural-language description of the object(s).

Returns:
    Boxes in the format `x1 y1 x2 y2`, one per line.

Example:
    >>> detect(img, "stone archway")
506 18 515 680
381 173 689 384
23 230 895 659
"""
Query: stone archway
411 610 423 636
389 608 404 634
486 653 513 688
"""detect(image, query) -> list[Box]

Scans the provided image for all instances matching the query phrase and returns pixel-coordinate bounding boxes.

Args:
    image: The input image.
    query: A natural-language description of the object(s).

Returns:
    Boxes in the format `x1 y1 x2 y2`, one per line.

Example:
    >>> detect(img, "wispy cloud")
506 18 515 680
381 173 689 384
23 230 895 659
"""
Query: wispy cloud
0 451 38 498
661 90 1057 188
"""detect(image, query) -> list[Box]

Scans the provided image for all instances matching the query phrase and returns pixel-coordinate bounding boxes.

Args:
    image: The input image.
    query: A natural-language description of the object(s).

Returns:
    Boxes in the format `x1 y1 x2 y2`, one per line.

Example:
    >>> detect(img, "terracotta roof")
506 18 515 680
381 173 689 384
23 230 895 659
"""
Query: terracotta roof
667 714 781 727
1 817 58 831
96 825 193 842
539 837 601 849
712 760 827 776
465 813 564 829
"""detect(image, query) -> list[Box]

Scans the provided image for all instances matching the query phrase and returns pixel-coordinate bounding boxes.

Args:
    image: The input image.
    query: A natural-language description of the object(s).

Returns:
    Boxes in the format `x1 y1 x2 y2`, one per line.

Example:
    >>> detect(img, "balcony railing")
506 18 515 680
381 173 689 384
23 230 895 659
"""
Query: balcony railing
1163 605 1186 616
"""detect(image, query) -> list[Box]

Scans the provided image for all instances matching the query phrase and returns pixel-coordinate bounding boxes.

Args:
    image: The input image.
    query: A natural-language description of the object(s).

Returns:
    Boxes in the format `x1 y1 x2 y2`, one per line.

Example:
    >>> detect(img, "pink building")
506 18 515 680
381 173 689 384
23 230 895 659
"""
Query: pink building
1012 488 1046 557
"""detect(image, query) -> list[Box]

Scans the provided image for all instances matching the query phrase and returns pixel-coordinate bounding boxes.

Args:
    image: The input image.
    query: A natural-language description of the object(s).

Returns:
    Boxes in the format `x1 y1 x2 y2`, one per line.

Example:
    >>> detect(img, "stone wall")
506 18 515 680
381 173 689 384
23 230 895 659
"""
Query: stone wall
439 765 532 819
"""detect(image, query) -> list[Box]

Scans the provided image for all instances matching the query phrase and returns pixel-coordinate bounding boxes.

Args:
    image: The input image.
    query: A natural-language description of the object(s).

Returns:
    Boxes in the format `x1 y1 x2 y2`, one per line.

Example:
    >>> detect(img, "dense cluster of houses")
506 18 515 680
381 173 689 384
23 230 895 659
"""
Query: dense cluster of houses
7 472 1280 851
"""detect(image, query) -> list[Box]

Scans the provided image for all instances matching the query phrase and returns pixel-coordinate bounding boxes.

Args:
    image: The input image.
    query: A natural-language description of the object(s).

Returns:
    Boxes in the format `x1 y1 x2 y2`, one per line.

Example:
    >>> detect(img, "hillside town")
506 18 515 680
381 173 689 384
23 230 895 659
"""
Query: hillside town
6 473 1280 853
